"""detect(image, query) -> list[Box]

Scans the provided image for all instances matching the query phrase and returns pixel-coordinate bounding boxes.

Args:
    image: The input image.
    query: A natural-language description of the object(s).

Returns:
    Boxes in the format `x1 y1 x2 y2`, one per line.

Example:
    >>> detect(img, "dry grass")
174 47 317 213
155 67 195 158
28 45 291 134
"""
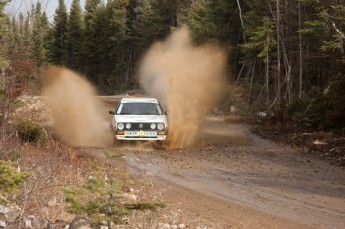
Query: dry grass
1 137 98 226
1 136 174 228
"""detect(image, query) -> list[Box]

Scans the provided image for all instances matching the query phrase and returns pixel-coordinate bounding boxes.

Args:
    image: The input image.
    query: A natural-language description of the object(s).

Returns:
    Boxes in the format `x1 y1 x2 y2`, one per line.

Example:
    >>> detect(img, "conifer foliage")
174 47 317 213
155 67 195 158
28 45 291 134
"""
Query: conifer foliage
51 0 68 65
2 0 345 128
66 0 84 70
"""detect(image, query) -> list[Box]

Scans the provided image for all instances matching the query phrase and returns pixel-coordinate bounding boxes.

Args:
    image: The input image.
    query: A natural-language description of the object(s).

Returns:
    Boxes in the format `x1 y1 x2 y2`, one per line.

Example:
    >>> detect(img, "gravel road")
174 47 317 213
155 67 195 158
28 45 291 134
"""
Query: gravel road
102 97 345 229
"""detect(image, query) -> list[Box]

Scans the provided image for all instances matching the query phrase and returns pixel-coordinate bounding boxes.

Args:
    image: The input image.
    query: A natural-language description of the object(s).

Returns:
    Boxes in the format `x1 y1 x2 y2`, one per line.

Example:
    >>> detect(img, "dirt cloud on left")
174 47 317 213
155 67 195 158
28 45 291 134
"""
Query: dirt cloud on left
41 66 111 147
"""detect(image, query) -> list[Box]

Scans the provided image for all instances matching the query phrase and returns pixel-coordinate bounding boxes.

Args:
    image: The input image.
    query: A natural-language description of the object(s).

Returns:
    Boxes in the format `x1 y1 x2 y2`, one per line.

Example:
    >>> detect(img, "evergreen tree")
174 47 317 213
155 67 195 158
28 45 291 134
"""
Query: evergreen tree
299 0 345 89
32 2 50 67
188 0 240 79
83 0 101 82
241 16 276 107
66 0 84 70
125 0 138 80
105 0 127 84
0 0 9 39
50 0 68 65
188 0 239 44
41 12 51 63
0 0 9 71
91 2 109 84
134 0 155 51
148 0 178 39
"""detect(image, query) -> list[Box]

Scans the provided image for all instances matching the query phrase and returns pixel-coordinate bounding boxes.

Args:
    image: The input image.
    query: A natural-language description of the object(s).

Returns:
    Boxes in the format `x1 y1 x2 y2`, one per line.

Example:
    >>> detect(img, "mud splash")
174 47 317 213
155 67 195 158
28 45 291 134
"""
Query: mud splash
41 66 111 147
139 26 227 149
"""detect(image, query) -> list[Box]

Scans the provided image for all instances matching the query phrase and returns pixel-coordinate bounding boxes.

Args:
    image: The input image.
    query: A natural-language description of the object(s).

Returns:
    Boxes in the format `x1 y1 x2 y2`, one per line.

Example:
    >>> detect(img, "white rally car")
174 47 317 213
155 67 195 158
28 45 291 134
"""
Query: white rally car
109 97 168 141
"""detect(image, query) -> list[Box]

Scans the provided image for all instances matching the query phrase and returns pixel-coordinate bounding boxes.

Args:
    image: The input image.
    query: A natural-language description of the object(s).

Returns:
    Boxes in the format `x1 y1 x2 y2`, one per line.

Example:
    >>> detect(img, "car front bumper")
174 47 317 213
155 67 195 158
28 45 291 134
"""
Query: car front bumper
115 130 167 141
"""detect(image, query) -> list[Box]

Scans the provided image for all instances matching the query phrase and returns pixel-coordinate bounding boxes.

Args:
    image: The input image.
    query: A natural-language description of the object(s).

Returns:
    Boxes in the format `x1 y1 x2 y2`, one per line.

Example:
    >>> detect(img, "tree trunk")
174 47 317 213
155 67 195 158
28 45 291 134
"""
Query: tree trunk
248 60 256 104
276 0 281 106
266 33 270 109
298 0 303 98
279 29 291 104
236 0 246 43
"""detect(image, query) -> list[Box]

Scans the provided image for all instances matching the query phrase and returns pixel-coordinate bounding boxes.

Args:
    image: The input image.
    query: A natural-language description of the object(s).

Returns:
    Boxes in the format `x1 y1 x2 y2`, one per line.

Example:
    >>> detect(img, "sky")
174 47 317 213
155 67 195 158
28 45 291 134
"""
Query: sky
5 0 86 21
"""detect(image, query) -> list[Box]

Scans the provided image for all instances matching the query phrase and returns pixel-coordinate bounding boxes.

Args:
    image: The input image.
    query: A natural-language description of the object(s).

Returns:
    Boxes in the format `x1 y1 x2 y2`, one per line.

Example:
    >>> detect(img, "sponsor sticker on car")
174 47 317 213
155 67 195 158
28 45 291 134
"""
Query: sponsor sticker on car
125 131 157 137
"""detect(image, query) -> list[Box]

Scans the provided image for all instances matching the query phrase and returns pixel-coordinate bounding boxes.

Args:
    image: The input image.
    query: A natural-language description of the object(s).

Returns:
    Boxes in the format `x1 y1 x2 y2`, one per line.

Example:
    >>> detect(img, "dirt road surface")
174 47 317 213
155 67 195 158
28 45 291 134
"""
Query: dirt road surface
102 97 345 229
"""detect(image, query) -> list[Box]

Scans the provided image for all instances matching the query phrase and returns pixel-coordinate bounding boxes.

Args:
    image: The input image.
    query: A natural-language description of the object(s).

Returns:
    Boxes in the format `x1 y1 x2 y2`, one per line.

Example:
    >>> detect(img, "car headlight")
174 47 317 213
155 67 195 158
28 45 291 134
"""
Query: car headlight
150 123 156 129
125 123 131 129
117 123 124 130
157 123 165 130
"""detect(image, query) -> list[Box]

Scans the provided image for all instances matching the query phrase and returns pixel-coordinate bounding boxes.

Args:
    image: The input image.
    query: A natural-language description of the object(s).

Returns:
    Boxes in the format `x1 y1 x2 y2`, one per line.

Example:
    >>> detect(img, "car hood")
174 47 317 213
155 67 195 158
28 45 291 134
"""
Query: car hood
115 115 167 124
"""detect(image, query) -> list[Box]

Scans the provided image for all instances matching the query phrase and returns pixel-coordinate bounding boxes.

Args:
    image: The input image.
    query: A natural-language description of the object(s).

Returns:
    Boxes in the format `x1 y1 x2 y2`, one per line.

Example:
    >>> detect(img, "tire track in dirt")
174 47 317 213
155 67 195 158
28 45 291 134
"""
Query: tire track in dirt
123 119 345 228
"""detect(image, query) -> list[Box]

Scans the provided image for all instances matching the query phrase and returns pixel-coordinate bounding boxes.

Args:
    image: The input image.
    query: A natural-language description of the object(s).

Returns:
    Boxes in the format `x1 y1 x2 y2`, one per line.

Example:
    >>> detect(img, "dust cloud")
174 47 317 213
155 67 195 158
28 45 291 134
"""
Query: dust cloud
41 66 111 147
139 26 227 149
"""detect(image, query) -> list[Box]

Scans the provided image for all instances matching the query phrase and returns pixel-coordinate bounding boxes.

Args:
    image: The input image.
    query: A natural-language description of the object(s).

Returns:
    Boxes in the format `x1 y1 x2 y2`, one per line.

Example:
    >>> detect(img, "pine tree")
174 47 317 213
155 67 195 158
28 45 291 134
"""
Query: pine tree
50 0 68 65
105 0 127 84
134 0 154 51
32 2 50 67
124 0 138 80
66 0 84 70
41 12 51 63
148 0 178 39
318 3 345 61
299 0 344 90
92 2 111 84
0 0 9 38
0 0 10 71
83 0 101 82
241 16 276 108
188 0 239 44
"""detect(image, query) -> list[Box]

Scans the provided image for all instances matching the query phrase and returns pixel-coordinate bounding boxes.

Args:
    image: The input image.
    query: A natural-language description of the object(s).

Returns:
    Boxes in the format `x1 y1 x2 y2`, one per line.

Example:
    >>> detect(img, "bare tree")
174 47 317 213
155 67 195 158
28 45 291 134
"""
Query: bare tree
266 30 270 109
298 0 303 98
276 0 281 106
236 0 246 43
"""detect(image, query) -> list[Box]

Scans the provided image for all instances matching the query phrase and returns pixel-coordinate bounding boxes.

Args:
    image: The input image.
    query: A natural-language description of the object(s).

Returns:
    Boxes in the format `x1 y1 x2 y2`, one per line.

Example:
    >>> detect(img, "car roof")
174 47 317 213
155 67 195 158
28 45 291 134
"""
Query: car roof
120 97 159 103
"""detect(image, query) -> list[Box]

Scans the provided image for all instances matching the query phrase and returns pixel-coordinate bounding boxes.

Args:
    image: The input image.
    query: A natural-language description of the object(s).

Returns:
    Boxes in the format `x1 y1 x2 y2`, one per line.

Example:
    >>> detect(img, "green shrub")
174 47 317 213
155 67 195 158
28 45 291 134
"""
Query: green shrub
327 77 345 129
287 84 344 129
64 176 166 225
301 83 344 129
0 160 31 204
309 95 333 128
14 119 48 145
288 98 308 118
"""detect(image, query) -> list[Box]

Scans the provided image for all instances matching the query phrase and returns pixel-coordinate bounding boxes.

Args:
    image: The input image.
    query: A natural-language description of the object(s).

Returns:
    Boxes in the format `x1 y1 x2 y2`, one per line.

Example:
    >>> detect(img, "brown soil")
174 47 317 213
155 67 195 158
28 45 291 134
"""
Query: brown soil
252 123 345 167
96 97 345 229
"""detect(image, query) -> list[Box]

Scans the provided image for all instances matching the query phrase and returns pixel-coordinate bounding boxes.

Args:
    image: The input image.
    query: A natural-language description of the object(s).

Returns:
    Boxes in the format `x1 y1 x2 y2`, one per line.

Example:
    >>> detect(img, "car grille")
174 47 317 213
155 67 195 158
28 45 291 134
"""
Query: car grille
127 123 152 130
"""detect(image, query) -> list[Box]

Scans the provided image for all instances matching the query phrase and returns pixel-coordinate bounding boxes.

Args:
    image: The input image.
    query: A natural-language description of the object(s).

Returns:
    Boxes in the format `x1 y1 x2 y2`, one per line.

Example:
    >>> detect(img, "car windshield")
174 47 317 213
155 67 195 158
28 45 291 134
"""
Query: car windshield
116 102 163 115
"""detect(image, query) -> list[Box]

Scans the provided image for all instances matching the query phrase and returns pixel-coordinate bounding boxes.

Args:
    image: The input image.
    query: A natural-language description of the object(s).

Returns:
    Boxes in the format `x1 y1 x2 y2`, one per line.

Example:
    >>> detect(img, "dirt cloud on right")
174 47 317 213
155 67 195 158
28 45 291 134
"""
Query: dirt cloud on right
138 26 227 149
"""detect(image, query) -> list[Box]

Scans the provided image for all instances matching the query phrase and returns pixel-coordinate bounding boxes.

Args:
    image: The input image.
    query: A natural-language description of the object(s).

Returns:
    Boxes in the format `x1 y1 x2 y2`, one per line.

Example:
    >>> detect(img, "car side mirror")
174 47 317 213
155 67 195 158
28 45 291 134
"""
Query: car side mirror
109 111 115 115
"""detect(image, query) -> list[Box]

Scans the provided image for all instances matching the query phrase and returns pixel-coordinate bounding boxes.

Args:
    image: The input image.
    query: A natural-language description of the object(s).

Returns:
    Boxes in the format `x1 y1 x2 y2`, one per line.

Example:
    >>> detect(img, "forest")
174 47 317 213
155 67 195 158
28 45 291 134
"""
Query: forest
1 0 345 130
0 1 345 227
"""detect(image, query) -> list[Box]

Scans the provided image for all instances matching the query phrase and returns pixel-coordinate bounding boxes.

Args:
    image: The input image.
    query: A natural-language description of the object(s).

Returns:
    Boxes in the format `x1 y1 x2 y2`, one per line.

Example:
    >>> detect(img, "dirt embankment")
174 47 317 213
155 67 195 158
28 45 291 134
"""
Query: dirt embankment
252 123 345 167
